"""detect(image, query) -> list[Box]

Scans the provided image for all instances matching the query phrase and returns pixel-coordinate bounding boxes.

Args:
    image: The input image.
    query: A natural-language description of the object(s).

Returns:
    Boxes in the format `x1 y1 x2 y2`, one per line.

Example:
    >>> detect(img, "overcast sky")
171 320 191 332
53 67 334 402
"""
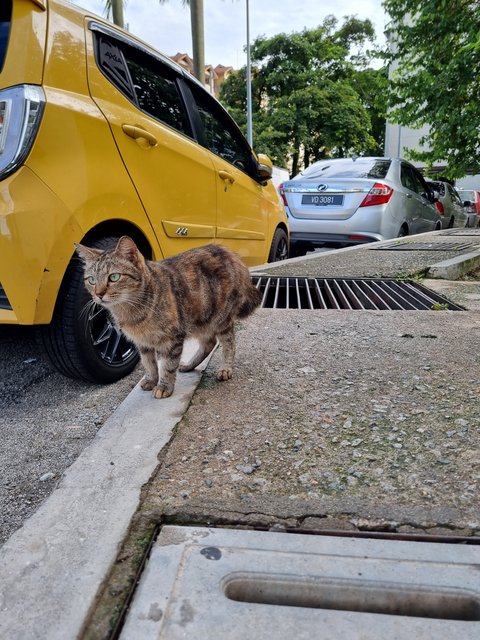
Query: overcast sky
72 0 386 68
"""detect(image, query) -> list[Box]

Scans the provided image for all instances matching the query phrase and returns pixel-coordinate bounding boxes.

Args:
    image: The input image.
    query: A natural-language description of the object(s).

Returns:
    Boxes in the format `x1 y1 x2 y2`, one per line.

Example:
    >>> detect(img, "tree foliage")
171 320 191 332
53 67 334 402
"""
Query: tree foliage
219 16 385 175
383 0 480 177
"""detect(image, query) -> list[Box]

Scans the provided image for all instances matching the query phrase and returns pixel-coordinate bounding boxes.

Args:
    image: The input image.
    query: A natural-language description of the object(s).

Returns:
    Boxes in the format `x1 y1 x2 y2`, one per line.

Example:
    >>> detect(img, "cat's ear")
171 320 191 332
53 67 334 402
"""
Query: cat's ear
115 236 142 265
74 243 102 263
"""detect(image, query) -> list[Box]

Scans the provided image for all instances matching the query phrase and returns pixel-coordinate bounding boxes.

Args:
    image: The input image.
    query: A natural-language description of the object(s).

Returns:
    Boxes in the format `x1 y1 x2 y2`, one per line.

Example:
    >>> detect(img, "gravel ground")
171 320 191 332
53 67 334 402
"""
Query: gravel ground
0 326 139 545
142 309 480 534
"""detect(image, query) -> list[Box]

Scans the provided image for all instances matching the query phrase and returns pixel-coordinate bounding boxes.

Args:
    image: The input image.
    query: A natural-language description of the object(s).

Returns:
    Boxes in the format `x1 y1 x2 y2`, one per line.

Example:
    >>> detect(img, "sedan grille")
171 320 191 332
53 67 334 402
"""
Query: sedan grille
252 277 465 311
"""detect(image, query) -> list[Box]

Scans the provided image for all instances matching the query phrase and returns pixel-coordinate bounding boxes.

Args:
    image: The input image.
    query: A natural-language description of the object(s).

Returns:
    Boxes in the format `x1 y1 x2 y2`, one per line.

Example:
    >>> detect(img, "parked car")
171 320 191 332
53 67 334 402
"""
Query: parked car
278 157 441 256
426 180 473 229
0 0 288 383
457 189 480 223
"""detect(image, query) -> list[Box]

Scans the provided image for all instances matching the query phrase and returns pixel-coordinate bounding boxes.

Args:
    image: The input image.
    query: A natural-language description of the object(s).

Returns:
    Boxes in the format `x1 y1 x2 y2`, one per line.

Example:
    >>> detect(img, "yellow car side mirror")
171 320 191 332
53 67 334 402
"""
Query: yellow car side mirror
256 153 273 181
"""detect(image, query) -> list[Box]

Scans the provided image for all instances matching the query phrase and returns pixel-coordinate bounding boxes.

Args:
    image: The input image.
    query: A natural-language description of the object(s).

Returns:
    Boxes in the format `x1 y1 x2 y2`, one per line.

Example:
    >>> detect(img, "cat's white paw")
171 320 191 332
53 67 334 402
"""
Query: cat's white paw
216 368 232 381
140 377 157 391
153 385 174 399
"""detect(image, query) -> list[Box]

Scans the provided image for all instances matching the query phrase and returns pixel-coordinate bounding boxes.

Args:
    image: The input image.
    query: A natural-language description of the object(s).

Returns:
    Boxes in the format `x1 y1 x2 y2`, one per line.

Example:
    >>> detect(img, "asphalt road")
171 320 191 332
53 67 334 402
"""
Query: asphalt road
0 325 139 545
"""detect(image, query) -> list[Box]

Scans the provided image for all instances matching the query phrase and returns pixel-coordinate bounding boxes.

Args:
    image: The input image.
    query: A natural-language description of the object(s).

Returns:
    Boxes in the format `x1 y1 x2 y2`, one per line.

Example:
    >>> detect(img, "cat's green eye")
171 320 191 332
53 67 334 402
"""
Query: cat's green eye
109 273 121 282
87 276 96 285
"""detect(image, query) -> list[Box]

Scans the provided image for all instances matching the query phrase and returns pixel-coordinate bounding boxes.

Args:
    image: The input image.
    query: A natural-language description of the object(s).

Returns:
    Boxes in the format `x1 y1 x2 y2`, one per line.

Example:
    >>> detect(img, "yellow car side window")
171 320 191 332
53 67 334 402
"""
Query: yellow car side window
94 33 191 137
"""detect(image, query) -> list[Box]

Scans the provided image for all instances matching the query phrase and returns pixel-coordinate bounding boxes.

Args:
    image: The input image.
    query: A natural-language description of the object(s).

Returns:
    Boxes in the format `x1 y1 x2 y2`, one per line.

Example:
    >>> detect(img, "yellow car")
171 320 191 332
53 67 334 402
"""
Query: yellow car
0 0 288 382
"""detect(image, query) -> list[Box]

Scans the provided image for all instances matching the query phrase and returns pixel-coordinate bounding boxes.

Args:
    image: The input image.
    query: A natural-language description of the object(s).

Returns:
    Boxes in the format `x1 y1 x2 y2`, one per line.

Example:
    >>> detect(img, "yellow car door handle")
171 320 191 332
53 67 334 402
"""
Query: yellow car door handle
122 124 158 146
218 170 235 184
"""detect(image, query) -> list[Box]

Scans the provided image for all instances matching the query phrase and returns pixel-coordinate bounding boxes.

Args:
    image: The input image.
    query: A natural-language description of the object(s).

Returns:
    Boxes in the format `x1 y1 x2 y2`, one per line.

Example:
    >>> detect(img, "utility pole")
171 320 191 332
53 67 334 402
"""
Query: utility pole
246 0 253 147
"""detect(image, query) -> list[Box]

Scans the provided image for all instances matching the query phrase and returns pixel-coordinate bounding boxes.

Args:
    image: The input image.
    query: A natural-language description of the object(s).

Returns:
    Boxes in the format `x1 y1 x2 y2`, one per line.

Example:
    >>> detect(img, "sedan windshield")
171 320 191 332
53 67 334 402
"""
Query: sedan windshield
299 158 391 180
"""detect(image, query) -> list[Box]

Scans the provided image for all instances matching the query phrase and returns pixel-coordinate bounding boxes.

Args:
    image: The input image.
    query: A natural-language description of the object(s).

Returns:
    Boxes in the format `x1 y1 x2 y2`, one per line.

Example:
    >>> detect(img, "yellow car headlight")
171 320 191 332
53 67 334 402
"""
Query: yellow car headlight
0 84 45 179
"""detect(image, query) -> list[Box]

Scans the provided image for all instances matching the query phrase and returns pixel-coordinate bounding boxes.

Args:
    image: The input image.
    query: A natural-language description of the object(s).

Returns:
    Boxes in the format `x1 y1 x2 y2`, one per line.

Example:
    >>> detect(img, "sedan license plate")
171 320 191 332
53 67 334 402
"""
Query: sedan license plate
302 194 344 206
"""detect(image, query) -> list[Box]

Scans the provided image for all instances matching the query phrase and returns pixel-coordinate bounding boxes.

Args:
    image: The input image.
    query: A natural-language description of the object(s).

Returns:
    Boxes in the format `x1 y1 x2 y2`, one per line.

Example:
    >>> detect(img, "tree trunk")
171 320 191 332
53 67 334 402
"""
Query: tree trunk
291 144 300 177
303 147 311 169
190 0 205 83
111 0 124 28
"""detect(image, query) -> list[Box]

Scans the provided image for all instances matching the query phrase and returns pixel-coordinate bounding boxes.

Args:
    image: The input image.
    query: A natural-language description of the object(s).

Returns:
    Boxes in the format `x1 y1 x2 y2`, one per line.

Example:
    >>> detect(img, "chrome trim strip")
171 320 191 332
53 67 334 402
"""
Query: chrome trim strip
282 186 369 194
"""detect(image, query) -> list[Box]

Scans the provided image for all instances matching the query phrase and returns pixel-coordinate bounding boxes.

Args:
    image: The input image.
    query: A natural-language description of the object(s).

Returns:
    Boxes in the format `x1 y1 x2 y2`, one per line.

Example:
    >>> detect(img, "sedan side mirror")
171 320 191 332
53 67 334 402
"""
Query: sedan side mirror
256 153 273 182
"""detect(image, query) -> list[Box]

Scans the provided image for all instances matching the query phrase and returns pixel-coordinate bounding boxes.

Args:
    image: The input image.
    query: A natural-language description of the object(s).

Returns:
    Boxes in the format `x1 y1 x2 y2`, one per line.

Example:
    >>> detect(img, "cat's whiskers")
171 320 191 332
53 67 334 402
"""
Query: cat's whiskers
120 296 158 316
124 290 159 311
79 299 96 321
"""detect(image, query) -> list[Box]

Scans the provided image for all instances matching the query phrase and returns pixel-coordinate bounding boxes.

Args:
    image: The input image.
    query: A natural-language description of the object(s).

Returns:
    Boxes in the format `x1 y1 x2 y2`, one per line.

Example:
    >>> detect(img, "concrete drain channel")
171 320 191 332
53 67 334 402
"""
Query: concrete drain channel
441 229 480 236
252 276 465 311
118 526 480 638
370 240 478 251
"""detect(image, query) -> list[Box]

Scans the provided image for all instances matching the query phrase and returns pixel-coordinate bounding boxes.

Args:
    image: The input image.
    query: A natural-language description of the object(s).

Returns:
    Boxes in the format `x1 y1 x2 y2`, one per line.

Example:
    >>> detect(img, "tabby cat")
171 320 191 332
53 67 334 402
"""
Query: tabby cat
75 236 261 398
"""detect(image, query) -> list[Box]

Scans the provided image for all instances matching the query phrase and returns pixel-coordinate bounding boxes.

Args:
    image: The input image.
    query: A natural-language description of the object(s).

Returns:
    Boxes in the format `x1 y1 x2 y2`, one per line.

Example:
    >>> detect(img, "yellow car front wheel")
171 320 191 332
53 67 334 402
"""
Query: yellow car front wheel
38 236 140 383
268 227 289 262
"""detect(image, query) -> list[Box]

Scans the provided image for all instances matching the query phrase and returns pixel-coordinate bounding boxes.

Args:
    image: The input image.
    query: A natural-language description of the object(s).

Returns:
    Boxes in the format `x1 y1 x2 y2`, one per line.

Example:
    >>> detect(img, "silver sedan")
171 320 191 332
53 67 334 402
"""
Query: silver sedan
279 157 442 256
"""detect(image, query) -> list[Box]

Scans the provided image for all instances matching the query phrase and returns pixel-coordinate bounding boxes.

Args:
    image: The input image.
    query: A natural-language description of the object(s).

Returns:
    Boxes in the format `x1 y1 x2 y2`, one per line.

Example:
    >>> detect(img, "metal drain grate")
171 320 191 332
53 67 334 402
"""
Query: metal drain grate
252 276 465 311
370 241 477 251
440 229 480 236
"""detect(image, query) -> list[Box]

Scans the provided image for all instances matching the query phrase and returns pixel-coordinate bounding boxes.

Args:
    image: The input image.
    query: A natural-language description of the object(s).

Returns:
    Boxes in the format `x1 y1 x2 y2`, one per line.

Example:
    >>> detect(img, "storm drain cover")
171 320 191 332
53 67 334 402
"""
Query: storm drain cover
120 526 480 639
370 241 477 251
252 276 464 311
440 229 480 236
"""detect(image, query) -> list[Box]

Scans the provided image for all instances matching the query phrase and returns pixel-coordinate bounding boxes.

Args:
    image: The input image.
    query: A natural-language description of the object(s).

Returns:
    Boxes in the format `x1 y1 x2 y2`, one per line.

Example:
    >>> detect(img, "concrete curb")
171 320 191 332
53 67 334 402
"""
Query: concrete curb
0 340 211 640
250 242 365 273
428 249 480 280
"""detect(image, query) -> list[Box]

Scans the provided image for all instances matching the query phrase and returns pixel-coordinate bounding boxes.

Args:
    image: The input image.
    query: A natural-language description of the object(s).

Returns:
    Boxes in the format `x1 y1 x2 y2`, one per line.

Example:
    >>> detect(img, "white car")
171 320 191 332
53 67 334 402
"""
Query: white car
426 180 475 229
279 157 442 257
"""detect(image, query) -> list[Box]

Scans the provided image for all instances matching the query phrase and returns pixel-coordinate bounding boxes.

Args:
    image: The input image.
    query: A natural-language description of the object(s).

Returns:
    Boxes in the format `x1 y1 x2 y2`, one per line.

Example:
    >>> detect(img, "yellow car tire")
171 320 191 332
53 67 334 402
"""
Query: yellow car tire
268 227 289 262
38 236 140 383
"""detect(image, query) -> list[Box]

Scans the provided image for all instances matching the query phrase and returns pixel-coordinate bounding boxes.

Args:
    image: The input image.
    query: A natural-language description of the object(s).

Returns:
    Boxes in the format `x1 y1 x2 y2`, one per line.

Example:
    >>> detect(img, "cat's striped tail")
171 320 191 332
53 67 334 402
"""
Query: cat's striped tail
237 282 262 318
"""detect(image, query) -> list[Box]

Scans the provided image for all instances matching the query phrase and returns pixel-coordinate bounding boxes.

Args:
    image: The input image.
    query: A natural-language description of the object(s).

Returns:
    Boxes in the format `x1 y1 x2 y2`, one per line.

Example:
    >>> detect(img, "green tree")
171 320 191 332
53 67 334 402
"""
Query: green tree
220 16 383 175
383 0 480 177
104 0 205 81
350 67 388 155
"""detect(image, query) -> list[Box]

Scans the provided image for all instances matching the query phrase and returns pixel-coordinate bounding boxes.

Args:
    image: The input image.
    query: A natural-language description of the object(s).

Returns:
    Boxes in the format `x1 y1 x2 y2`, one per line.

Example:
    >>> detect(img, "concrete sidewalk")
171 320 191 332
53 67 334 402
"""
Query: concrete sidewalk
1 230 479 639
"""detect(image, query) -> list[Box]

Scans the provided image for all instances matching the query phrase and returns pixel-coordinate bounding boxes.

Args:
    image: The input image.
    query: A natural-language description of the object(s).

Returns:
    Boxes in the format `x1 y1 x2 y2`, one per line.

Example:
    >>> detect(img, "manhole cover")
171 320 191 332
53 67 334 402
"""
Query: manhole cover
370 241 477 251
252 277 464 311
120 526 480 640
